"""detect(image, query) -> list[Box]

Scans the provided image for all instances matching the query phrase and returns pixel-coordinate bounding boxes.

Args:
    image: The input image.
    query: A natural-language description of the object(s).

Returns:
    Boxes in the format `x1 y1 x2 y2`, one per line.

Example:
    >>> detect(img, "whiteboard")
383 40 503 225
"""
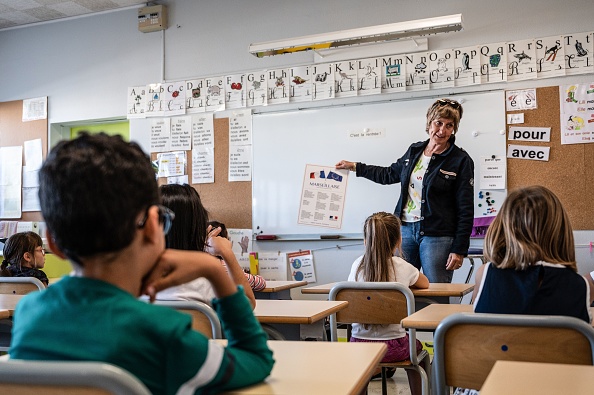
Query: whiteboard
252 91 506 237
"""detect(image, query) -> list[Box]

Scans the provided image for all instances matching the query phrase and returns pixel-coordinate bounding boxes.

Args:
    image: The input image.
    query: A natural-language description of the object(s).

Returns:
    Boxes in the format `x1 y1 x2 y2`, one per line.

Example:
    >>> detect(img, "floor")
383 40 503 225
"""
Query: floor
366 332 434 395
366 368 411 394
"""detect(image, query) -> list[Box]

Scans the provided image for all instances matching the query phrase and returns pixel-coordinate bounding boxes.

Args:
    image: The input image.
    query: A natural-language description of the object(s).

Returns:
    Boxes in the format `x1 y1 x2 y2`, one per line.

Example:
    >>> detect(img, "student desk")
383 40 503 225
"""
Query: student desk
254 280 307 300
401 304 594 331
220 340 386 395
480 360 594 395
302 282 474 304
254 300 348 340
401 304 473 331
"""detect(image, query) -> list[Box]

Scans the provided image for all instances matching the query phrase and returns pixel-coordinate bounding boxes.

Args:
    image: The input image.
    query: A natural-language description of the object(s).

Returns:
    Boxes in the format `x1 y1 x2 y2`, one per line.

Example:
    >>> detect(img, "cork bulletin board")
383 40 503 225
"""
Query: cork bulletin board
0 99 47 222
154 117 252 229
506 85 593 230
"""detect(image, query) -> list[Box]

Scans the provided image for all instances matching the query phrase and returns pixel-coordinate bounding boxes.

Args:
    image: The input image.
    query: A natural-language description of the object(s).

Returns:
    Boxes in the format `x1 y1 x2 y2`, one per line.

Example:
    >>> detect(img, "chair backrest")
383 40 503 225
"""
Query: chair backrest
154 300 222 339
0 359 151 395
328 281 422 363
0 277 46 295
433 312 594 394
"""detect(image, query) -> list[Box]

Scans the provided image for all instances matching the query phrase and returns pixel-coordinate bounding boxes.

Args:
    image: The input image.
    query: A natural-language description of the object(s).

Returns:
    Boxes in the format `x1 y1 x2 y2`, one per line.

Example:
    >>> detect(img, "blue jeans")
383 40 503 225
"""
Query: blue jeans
400 221 454 283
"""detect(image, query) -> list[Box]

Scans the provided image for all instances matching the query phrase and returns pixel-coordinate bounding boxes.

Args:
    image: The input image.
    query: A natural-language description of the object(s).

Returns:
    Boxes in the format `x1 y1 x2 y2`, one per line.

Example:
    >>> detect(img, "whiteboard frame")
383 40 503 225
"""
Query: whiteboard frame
252 91 507 238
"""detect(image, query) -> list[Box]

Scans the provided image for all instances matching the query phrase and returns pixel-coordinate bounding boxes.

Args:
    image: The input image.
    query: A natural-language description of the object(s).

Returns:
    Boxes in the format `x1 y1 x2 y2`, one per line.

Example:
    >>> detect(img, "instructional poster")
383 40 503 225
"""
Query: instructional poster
559 83 594 144
228 228 253 272
288 250 316 283
258 252 288 281
298 164 348 229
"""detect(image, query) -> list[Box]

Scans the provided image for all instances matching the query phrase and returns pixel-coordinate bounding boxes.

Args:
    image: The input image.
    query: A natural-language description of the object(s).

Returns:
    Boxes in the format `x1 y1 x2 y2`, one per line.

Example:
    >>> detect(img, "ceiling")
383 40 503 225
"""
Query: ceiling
0 0 148 30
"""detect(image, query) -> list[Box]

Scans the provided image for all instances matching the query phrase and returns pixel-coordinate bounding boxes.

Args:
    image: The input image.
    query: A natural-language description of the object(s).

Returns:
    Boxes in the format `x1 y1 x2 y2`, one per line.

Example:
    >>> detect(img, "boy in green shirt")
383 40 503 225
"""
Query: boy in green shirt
10 133 274 395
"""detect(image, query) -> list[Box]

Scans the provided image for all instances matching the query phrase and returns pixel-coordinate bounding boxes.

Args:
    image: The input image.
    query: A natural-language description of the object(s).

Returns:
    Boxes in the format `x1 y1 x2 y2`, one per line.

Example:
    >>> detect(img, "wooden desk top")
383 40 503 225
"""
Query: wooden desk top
0 294 23 311
302 282 474 297
0 309 12 319
221 340 386 395
253 300 348 324
256 281 307 293
402 304 594 331
481 360 594 395
401 304 473 330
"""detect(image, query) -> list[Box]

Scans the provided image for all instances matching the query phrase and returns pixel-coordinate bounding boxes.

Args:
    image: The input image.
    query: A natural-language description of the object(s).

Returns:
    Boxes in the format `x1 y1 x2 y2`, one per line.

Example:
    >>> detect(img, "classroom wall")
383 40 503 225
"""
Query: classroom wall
1 0 594 288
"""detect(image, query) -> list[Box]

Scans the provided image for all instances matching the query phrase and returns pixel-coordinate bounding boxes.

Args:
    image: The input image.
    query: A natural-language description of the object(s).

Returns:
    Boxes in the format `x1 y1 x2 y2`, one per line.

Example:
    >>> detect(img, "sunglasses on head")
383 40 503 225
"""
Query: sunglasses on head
434 99 463 117
137 205 176 236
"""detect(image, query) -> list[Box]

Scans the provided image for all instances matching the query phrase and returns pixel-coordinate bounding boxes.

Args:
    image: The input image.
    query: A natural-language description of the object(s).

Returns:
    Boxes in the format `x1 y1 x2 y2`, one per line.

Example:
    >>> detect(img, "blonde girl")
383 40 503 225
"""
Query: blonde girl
473 185 592 321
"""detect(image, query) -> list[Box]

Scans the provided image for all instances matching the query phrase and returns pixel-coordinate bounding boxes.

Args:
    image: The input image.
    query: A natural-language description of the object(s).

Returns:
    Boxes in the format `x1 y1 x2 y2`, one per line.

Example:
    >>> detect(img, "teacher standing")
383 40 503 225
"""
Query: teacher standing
336 98 474 283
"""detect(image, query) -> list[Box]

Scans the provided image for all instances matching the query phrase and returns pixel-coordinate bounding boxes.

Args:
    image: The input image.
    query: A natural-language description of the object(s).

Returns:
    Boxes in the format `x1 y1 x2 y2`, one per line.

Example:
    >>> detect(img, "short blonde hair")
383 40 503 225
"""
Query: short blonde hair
484 185 576 271
425 98 463 134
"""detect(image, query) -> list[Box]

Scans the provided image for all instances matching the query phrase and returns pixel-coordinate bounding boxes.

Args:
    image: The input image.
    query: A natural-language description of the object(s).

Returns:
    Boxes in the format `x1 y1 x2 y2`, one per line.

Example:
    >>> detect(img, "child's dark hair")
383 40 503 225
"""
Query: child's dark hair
1 232 43 275
207 220 228 239
39 133 159 263
160 184 209 251
356 212 402 282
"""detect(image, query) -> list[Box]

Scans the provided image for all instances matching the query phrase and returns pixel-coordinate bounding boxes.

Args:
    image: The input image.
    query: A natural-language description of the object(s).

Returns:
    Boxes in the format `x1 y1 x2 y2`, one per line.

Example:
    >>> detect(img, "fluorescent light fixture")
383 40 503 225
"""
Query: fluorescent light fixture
249 14 462 58
313 38 428 63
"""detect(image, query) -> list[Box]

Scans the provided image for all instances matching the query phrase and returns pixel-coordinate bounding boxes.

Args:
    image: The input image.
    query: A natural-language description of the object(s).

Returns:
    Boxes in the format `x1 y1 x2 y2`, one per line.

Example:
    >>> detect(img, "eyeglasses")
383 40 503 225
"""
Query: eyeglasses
433 99 463 117
137 205 176 236
35 247 45 255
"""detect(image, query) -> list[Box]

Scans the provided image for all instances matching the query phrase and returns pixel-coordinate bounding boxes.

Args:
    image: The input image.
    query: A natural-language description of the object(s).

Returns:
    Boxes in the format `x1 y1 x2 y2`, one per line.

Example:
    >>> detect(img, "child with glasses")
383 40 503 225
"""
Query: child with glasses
9 133 274 395
1 231 48 286
155 184 258 308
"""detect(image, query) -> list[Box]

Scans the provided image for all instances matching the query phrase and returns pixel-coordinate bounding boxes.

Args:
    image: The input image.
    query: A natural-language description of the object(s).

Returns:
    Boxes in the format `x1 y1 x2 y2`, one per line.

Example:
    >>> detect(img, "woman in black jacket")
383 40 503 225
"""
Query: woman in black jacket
336 98 474 283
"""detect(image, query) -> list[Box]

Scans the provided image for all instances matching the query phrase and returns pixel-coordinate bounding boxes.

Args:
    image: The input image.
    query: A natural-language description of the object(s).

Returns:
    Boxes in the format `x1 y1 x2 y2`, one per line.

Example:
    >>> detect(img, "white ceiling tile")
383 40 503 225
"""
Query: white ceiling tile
0 10 40 24
0 0 43 11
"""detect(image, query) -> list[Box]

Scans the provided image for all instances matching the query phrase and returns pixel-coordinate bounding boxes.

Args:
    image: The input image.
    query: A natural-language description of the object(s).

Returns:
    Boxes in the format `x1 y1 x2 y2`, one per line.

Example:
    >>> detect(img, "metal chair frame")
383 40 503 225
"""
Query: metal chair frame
329 281 430 395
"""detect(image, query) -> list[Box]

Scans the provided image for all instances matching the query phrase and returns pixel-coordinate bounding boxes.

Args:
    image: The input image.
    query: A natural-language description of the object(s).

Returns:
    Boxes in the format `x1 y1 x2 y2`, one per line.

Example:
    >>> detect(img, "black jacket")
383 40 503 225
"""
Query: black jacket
356 136 474 255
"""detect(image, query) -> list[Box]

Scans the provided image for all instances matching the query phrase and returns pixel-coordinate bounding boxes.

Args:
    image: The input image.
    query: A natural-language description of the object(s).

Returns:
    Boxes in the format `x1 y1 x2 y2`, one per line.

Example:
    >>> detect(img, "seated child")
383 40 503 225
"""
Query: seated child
9 133 274 395
1 231 48 286
208 220 266 291
457 186 593 395
348 212 429 395
156 184 257 307
473 185 592 321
